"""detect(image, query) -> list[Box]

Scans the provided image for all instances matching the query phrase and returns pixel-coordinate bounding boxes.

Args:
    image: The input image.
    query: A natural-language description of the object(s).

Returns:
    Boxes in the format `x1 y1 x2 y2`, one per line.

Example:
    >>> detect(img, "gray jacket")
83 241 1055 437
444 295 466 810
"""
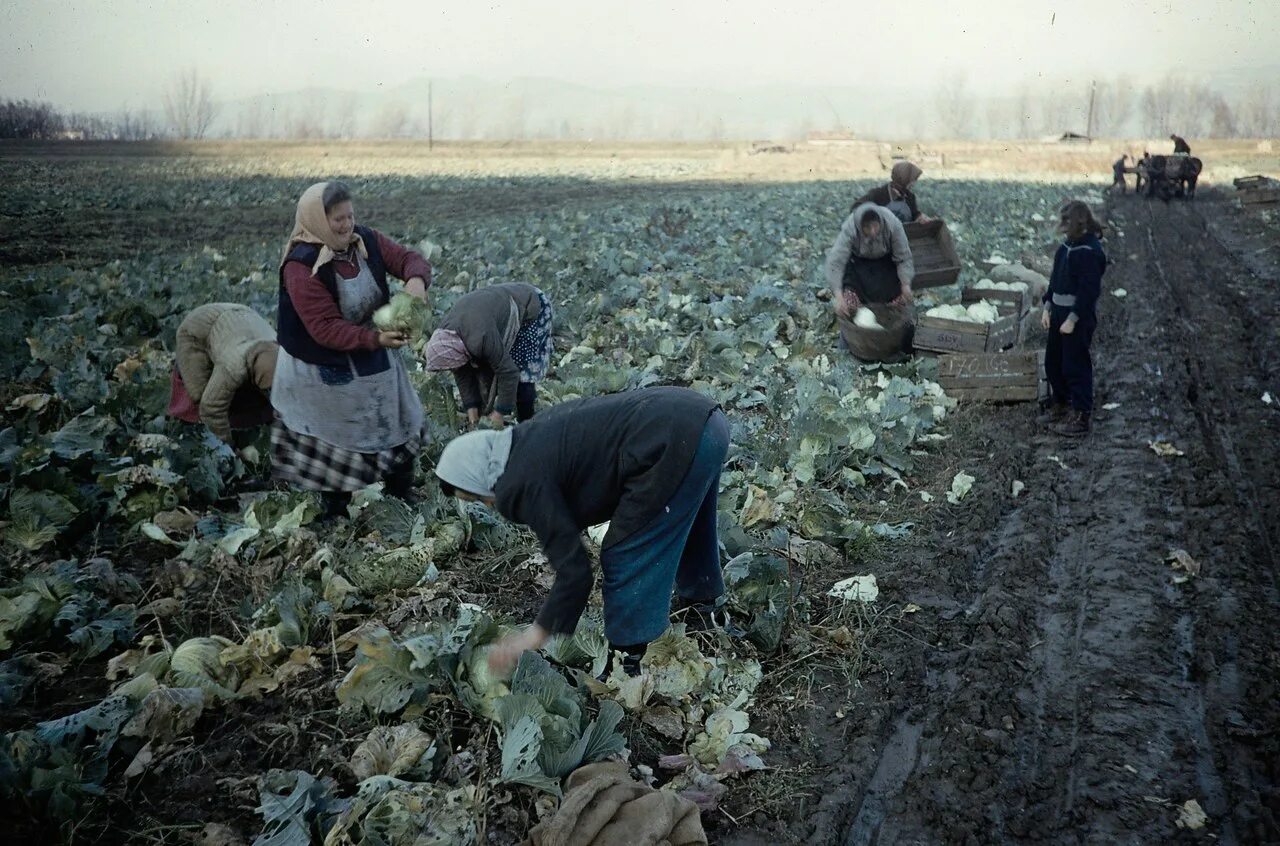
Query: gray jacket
440 282 542 413
824 203 915 298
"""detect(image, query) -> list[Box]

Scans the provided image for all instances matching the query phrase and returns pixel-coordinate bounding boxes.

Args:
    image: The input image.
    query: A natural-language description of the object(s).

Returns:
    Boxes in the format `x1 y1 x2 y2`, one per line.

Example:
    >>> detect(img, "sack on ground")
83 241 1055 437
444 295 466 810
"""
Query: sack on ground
524 760 707 846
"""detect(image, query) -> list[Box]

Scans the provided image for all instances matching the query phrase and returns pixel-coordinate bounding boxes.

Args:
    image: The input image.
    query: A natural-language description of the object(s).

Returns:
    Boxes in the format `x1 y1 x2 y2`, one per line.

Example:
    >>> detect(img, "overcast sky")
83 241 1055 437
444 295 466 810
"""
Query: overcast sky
2 0 1275 110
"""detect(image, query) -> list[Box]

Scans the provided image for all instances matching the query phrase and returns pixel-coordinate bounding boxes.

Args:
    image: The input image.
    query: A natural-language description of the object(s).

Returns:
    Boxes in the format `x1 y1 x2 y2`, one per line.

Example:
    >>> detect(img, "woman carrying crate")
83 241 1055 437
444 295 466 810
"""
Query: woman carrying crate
1039 201 1107 437
824 203 916 362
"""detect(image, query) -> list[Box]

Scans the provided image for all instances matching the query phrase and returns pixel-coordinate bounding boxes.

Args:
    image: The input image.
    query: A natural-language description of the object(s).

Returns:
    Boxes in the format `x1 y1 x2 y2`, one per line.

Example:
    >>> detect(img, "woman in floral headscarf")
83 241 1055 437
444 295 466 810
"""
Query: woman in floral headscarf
272 181 432 516
423 282 554 428
852 160 932 224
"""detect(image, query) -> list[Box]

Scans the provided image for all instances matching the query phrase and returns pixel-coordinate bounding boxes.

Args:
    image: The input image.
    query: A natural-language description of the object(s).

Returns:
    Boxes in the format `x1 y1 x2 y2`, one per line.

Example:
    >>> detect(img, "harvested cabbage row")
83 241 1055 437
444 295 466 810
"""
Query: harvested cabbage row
924 301 1003 324
972 278 1029 292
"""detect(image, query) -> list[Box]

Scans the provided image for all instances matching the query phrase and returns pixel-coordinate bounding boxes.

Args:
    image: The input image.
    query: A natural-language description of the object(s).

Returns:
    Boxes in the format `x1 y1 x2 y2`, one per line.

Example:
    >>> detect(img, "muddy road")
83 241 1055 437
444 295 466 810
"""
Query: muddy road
730 192 1280 845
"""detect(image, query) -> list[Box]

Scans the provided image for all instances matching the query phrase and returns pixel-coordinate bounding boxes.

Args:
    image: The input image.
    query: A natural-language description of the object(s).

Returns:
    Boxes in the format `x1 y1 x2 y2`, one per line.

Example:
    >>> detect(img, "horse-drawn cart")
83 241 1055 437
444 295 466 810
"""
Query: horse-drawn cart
1141 154 1203 200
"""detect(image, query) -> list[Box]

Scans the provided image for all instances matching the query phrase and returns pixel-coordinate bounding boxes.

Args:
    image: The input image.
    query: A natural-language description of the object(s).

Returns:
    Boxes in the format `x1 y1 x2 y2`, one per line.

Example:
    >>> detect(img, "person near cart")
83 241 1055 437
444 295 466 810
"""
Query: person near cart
1111 154 1129 193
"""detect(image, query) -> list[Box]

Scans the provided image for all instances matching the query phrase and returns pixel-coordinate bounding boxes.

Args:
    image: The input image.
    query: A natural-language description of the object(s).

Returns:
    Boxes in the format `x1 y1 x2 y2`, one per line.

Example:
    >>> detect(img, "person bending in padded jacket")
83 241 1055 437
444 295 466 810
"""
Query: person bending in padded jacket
434 386 732 676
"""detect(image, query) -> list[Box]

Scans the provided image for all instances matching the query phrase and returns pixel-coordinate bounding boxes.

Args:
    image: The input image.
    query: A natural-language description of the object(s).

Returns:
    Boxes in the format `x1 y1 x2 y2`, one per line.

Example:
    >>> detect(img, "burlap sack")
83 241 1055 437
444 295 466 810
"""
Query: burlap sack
524 761 707 846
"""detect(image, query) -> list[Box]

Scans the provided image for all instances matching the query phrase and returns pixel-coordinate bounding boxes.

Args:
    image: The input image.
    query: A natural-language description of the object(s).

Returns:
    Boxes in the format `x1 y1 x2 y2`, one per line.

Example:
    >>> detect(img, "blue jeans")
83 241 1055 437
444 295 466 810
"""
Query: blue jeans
599 410 729 646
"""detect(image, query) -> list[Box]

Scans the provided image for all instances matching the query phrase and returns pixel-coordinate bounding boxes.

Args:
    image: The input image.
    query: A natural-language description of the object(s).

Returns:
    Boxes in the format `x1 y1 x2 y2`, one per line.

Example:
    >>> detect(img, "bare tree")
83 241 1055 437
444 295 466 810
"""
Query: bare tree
502 95 528 140
163 68 217 139
1209 94 1236 137
0 99 64 138
1091 77 1134 138
331 94 358 139
371 102 411 138
282 94 328 139
1140 75 1223 139
117 106 159 140
934 73 973 138
236 99 273 138
1011 85 1034 139
984 98 1009 139
1140 81 1173 137
1239 83 1276 137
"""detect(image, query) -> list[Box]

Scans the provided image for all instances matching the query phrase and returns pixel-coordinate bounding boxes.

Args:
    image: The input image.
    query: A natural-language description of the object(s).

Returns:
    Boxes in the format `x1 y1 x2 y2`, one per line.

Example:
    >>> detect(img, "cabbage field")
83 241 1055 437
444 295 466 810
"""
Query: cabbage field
1 144 1197 844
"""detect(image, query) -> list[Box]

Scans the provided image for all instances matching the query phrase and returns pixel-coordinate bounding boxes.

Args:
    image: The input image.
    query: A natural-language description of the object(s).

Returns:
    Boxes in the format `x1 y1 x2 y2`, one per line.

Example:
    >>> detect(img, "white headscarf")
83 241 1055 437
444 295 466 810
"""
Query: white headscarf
435 428 514 498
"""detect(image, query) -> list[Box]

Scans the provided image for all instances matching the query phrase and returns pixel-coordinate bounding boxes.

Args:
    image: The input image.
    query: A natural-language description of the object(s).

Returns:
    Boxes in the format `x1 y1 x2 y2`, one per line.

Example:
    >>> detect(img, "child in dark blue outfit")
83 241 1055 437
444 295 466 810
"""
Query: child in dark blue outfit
1038 201 1107 436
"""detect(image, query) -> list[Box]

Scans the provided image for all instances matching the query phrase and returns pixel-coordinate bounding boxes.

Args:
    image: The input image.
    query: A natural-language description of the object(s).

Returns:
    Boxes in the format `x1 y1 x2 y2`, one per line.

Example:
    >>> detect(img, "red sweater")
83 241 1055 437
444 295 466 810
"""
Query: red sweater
282 230 431 352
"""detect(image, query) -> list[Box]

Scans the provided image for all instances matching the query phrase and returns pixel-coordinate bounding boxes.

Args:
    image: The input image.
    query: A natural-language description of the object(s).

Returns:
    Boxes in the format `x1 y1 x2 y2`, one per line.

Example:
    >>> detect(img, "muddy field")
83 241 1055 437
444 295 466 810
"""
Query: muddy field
726 190 1280 844
1 142 1277 846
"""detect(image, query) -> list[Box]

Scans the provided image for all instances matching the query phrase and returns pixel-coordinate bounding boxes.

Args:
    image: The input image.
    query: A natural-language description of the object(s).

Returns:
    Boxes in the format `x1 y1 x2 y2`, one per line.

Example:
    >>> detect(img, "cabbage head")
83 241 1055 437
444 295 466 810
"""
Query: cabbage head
373 292 428 337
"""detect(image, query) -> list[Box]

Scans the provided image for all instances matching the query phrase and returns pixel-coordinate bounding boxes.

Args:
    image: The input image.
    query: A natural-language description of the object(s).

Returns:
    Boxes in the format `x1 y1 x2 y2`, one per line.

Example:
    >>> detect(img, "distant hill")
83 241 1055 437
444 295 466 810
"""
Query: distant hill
206 68 1279 141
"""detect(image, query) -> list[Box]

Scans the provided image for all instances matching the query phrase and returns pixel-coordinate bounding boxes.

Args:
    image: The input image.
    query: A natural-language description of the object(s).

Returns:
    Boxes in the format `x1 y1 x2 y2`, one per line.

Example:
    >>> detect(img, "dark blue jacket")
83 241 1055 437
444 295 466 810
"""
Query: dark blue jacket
277 224 391 375
1044 233 1107 319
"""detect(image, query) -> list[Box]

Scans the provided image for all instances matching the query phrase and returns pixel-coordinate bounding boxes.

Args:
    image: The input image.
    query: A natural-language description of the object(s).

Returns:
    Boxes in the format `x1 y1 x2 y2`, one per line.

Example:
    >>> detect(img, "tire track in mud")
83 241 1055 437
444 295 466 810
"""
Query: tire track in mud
1141 199 1280 581
1134 196 1280 840
802 193 1280 846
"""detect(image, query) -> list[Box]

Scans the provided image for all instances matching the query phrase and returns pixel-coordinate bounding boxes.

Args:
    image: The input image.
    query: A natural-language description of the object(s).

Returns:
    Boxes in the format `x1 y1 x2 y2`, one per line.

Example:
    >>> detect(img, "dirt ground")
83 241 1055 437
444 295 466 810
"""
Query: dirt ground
2 142 1277 845
722 190 1280 844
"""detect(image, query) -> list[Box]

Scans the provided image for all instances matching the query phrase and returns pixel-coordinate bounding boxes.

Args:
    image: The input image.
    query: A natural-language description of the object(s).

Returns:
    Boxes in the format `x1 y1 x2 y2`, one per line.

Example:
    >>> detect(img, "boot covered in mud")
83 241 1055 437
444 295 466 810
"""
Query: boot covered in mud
599 642 646 679
1036 401 1068 427
674 595 746 638
1050 409 1091 437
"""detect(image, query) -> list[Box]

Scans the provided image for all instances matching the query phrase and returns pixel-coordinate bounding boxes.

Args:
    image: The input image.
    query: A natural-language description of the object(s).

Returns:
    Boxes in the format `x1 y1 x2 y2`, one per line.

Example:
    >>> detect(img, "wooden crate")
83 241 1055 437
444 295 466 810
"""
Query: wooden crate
1240 187 1280 207
914 312 1019 354
935 351 1045 403
1233 175 1272 190
904 220 961 289
961 285 1028 316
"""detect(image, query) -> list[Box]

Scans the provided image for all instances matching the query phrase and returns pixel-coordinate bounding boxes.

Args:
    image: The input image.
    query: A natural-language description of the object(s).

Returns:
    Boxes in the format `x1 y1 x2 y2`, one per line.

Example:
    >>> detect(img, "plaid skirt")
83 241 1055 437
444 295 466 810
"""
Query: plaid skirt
511 288 554 383
270 421 419 493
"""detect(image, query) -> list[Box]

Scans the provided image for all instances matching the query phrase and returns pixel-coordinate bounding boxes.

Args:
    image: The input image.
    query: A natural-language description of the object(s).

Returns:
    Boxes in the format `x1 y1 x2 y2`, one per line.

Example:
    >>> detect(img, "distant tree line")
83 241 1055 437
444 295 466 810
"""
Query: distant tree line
3 68 1276 142
0 99 155 140
929 73 1276 140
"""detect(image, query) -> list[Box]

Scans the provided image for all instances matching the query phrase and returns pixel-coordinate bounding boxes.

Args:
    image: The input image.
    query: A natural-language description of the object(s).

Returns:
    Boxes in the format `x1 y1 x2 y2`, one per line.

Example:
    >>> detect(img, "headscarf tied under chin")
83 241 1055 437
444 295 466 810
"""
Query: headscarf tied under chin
279 181 367 275
889 161 923 195
435 428 514 499
424 329 472 371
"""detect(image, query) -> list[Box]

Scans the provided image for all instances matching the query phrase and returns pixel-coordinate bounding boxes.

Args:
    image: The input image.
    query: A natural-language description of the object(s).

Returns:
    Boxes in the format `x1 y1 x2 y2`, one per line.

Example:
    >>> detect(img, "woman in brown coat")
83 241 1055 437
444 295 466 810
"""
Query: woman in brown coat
170 303 278 443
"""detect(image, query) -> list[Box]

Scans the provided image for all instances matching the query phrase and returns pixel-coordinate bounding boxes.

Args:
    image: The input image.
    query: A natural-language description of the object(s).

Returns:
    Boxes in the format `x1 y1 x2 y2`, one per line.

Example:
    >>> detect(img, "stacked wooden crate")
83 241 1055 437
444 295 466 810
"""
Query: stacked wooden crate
934 351 1046 403
918 279 1042 404
1234 175 1280 208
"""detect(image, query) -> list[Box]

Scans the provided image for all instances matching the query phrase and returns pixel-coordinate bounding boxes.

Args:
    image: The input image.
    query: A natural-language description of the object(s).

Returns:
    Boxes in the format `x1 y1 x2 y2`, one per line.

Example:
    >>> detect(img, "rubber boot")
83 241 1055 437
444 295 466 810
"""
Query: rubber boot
1036 402 1068 427
1050 409 1091 438
516 382 537 423
384 463 417 503
600 642 646 679
321 491 352 521
674 595 745 638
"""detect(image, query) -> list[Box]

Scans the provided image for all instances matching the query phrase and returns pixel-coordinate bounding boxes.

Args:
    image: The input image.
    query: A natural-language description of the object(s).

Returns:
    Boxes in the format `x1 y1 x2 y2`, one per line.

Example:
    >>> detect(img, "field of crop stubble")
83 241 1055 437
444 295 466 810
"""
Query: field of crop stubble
1 139 1278 845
